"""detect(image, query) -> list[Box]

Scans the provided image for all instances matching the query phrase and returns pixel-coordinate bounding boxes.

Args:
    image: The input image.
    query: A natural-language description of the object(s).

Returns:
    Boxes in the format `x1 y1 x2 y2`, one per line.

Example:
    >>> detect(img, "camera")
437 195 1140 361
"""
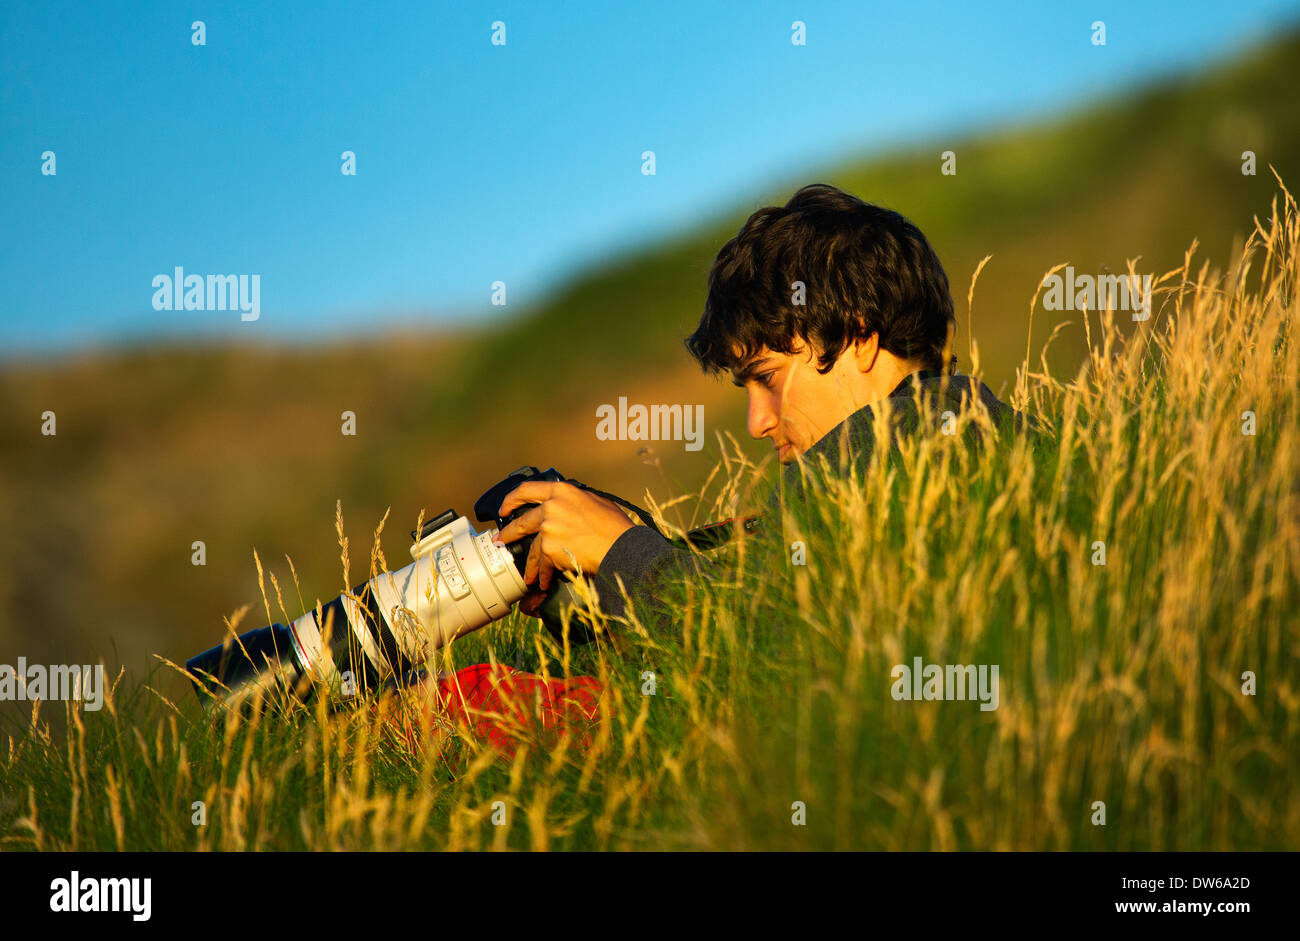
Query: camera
185 466 585 711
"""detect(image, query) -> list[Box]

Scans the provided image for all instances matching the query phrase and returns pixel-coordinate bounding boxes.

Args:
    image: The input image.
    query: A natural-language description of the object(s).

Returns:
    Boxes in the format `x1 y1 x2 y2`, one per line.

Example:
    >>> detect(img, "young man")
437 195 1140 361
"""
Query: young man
433 184 1030 750
494 183 1026 623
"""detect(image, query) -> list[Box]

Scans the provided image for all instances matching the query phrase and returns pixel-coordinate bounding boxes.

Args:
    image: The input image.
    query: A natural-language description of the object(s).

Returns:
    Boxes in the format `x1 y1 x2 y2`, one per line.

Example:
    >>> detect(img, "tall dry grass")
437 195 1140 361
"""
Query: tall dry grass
2 181 1296 851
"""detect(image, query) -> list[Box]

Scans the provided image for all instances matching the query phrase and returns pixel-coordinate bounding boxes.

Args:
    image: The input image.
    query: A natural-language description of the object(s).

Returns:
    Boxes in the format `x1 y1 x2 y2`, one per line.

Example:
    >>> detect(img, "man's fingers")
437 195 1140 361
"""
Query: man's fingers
524 532 543 585
494 481 607 581
536 551 557 592
519 590 547 618
496 503 543 545
521 530 562 591
498 481 559 517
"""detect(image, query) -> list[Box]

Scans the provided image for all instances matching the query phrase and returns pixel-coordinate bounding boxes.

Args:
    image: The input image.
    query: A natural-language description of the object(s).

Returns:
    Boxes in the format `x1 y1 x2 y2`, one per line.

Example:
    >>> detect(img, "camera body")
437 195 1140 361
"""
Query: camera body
185 465 586 711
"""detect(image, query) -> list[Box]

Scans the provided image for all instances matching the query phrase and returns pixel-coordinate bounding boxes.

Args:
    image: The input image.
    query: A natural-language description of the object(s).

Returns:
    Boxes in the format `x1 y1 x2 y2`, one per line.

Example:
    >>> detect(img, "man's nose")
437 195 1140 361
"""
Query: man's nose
747 392 776 440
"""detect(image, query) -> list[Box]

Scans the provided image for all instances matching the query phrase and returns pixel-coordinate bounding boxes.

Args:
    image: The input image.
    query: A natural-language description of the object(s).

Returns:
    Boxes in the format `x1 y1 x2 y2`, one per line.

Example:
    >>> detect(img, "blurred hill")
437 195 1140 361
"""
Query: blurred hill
2 31 1298 706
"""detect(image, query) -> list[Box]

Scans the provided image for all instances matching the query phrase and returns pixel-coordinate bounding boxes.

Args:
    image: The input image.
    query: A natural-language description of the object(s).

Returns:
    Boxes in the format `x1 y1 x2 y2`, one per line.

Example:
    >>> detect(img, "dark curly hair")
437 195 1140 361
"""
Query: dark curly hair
685 184 956 376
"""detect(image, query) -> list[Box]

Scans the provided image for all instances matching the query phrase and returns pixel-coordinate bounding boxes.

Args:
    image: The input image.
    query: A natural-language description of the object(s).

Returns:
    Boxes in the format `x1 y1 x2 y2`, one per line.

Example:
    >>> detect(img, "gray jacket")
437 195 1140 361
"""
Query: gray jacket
587 370 1034 628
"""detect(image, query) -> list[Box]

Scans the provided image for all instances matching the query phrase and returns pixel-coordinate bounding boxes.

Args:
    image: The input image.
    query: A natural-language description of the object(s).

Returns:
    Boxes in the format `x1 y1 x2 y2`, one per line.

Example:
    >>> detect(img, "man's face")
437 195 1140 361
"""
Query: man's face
730 338 868 464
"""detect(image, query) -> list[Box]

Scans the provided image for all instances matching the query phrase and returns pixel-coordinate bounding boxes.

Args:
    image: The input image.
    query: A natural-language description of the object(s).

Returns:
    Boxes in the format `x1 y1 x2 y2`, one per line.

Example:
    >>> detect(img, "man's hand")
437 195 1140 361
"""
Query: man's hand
493 481 636 607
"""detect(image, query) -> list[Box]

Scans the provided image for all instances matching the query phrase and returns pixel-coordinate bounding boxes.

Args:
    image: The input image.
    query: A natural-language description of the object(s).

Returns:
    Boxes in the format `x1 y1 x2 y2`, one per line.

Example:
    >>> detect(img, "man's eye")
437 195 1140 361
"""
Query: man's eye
757 371 776 388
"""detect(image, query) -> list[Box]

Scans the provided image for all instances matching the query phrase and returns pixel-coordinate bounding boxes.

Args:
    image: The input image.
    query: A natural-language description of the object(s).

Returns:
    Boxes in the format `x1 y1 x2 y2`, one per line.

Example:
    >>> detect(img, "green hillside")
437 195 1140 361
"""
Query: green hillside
2 31 1297 710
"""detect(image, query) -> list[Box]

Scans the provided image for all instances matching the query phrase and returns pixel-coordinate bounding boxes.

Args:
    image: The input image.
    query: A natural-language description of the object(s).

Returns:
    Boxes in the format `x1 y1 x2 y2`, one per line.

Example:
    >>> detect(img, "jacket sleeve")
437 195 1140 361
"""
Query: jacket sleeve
590 525 713 626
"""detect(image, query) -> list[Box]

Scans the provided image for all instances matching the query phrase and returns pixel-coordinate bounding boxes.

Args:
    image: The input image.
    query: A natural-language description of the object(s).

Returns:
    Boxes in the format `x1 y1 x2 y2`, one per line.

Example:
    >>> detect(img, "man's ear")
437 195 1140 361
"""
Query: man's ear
854 332 881 373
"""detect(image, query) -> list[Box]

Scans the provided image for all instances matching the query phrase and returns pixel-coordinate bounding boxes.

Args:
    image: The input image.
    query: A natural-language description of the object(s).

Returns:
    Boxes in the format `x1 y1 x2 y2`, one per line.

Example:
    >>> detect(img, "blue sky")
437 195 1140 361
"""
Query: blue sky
3 0 1299 357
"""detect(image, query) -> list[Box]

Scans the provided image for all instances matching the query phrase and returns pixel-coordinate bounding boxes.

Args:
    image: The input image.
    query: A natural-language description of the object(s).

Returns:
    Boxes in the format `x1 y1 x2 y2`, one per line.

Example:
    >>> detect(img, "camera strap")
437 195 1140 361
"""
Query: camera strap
565 479 762 552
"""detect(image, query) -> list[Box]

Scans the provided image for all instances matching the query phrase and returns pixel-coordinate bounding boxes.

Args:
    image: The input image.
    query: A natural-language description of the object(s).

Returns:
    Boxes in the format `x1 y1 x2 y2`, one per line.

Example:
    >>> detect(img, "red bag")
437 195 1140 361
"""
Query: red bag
431 663 603 757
